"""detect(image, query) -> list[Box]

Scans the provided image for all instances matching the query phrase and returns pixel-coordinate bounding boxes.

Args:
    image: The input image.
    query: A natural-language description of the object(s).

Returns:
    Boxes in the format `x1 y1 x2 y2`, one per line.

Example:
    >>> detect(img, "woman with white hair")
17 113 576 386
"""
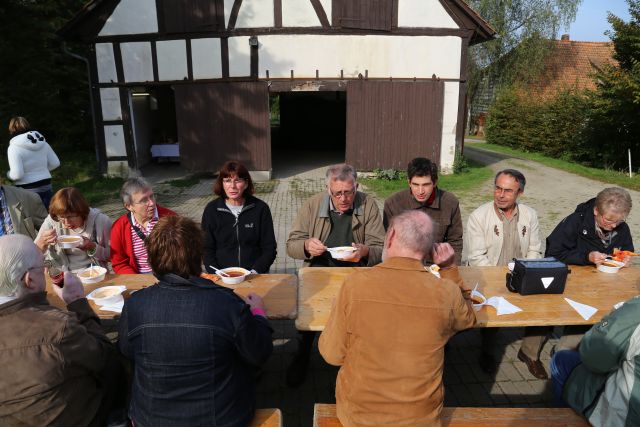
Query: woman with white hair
110 177 176 273
0 234 125 426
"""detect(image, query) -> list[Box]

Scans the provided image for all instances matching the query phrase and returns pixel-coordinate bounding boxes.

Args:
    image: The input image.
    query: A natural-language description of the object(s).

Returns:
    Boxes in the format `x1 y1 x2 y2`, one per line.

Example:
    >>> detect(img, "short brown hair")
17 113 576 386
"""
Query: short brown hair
146 216 203 278
8 117 31 136
49 188 91 222
213 161 254 198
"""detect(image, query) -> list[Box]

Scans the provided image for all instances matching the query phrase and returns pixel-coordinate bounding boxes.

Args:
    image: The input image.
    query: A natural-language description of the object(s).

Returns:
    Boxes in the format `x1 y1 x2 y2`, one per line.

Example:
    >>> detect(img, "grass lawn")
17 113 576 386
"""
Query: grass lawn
471 142 640 192
361 159 494 200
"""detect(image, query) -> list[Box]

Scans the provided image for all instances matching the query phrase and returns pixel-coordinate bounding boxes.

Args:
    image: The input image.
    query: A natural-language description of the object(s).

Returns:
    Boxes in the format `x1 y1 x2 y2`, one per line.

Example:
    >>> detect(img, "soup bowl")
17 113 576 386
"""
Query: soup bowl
218 267 251 285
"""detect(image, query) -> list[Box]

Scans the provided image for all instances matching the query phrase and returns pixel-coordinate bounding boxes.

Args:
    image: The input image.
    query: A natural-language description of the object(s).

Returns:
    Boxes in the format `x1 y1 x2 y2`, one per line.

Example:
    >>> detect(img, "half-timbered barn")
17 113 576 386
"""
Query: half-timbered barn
60 0 494 177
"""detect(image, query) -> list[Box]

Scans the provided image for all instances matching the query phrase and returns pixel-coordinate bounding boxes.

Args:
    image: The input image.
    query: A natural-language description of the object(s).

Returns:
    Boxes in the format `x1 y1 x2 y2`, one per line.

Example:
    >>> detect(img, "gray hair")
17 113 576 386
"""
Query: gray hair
325 164 357 186
596 187 632 216
0 235 42 297
120 177 152 205
388 210 434 256
495 169 526 192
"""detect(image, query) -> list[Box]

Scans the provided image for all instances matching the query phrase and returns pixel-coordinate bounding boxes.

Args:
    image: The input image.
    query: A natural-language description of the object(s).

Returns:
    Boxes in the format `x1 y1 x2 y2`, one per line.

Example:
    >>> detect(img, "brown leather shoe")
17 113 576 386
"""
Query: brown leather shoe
517 349 548 379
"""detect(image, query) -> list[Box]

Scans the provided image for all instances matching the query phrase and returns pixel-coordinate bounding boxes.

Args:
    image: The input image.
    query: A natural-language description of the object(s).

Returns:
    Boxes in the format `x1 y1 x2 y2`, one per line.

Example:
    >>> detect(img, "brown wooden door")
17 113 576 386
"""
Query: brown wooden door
174 82 271 172
345 80 444 170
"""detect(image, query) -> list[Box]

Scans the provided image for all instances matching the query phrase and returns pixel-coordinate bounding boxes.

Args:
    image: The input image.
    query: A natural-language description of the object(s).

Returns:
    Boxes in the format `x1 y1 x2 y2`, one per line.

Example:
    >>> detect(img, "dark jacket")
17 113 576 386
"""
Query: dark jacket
545 198 634 265
383 188 463 265
202 195 277 273
0 293 113 427
118 274 273 427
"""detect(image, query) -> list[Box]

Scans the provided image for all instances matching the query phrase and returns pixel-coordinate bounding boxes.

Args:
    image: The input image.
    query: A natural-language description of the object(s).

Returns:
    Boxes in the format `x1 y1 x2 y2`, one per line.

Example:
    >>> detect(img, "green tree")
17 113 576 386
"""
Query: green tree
466 0 582 102
0 0 91 159
583 0 640 169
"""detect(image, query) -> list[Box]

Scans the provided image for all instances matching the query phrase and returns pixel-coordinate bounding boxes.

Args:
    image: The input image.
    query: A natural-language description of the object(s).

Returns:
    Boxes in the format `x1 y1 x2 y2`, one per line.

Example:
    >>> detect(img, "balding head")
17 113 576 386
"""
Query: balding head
384 210 434 261
0 235 43 297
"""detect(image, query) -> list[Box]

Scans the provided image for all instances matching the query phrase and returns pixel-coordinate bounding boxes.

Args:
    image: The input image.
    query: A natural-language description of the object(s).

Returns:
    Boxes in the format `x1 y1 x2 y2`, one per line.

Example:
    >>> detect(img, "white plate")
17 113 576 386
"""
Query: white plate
87 285 126 305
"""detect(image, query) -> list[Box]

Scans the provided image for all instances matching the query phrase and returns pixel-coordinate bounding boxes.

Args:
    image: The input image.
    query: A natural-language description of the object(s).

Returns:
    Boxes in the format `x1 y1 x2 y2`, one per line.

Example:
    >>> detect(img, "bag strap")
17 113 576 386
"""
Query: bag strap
127 213 148 241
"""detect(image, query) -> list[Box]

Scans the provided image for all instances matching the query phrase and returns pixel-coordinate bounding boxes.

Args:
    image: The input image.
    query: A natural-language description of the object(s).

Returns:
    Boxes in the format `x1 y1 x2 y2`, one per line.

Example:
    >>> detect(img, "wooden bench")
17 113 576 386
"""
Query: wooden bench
250 408 282 427
313 404 589 426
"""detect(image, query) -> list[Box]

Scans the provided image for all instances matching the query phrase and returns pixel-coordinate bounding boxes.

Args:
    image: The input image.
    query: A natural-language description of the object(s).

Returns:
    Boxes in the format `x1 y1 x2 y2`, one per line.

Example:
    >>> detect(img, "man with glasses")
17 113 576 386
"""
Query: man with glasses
544 186 634 355
466 169 545 377
383 157 463 264
286 163 385 386
0 234 125 425
110 177 176 273
0 177 47 238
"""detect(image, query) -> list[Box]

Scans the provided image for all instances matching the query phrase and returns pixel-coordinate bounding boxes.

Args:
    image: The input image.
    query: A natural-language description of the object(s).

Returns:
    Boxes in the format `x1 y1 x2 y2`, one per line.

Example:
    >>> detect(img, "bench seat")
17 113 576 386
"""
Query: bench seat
313 404 589 426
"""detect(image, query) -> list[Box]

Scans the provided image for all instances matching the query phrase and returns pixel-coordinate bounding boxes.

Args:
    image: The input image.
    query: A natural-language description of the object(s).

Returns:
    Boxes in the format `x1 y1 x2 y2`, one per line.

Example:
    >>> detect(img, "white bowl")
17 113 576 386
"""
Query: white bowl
597 260 624 274
218 267 251 285
470 289 487 312
57 235 83 249
87 285 126 306
77 266 107 284
327 246 357 259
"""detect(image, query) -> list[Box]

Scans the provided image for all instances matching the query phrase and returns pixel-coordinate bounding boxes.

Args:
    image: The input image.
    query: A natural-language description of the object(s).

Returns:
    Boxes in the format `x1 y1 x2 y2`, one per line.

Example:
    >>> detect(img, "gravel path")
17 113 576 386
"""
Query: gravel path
462 143 640 258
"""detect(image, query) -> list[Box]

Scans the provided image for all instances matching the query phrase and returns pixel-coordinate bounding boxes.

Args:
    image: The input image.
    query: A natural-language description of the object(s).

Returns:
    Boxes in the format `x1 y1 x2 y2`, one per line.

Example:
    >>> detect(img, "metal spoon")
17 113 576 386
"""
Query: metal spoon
209 266 230 277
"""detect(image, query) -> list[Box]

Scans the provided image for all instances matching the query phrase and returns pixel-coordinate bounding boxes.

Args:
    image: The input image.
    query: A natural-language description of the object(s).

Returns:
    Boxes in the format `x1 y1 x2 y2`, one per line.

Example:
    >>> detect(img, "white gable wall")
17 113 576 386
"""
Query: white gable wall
156 40 188 81
96 43 118 83
256 35 461 79
191 38 223 79
98 0 158 35
440 82 460 172
99 88 122 121
121 42 154 82
235 0 274 28
224 0 234 28
282 0 321 27
319 0 332 24
398 0 458 28
228 36 251 77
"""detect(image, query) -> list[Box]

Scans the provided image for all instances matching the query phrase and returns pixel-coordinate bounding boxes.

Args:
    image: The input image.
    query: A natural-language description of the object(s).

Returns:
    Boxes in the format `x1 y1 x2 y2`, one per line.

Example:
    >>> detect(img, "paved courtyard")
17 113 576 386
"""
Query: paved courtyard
98 149 565 427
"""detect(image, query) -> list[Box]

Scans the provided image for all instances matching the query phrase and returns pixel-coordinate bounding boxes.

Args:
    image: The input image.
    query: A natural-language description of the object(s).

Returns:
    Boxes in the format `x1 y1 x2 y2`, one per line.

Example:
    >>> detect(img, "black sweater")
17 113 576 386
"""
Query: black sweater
545 198 634 265
202 195 277 273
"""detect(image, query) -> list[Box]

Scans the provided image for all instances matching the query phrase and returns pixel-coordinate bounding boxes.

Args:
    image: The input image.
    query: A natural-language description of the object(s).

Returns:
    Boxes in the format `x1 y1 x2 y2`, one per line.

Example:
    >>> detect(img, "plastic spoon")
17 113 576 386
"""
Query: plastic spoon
209 266 230 277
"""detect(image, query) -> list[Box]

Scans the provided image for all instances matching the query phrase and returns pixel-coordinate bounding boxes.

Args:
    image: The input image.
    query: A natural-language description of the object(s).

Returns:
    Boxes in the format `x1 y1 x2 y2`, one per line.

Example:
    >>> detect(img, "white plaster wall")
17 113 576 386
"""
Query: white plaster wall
398 0 458 28
228 36 251 77
191 38 223 79
96 43 118 83
282 0 320 27
121 42 154 82
104 125 127 157
319 0 331 24
255 35 461 79
224 0 234 28
236 0 274 28
99 0 158 35
100 88 122 121
156 40 188 81
440 82 460 173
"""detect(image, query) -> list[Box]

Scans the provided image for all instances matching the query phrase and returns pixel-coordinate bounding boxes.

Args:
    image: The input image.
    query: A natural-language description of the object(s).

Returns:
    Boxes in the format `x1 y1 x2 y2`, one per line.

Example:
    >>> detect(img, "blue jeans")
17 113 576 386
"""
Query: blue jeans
550 350 582 406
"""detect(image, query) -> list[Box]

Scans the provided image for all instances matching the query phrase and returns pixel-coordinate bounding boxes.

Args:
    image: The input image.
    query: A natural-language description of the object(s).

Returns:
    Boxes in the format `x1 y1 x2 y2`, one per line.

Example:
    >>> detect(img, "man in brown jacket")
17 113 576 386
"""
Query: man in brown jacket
319 210 476 427
285 163 386 386
0 234 125 426
383 157 463 265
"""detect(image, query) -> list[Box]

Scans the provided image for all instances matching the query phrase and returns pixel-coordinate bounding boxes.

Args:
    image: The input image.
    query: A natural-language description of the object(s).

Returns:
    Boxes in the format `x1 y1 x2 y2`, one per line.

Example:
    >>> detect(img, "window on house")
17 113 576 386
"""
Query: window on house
161 0 224 33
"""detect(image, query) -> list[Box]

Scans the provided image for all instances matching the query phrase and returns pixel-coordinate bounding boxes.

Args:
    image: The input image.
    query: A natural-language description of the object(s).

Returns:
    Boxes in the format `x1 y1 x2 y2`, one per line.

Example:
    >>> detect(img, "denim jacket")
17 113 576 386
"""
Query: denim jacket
118 274 273 427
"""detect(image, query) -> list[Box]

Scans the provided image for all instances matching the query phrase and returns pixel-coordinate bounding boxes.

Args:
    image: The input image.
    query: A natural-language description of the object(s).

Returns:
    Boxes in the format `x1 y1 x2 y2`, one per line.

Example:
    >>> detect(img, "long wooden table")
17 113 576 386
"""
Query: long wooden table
296 265 640 331
46 273 298 320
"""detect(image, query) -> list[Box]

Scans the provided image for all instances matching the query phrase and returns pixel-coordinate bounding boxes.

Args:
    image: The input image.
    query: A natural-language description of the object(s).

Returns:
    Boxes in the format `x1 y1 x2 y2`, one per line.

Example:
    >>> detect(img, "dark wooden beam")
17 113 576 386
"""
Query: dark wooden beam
155 0 166 34
150 41 159 81
88 45 108 174
310 0 330 28
391 0 398 29
250 40 258 79
274 0 282 27
118 87 138 170
112 42 125 83
221 37 230 78
186 38 193 80
227 0 243 30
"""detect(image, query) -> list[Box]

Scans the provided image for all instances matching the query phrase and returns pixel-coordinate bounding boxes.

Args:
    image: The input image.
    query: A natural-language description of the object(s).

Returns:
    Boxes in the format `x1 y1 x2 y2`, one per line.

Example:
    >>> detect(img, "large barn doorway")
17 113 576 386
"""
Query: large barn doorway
271 91 346 178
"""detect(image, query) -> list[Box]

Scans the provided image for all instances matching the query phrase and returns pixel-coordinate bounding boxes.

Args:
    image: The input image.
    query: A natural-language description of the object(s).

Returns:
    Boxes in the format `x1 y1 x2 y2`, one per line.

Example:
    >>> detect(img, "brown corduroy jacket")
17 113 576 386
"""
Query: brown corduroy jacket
383 188 463 265
0 292 114 427
286 191 386 266
319 258 476 427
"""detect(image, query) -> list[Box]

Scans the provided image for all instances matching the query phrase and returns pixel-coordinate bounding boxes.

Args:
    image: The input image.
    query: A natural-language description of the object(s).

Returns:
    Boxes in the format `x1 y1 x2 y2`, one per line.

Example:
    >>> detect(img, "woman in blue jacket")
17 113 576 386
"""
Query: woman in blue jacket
202 161 277 274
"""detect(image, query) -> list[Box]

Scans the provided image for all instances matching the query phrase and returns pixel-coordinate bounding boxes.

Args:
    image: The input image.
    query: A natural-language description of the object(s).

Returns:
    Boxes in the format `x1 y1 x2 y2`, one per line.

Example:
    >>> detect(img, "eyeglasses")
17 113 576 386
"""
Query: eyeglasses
57 214 80 222
598 213 625 226
132 194 156 205
222 178 246 186
330 189 356 199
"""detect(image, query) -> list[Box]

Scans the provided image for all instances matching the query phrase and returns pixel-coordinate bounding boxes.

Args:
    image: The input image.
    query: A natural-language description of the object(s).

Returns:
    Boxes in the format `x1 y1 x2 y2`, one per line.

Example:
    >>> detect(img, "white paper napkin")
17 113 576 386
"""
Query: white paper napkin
471 285 522 315
614 301 625 310
98 297 124 313
565 298 598 321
